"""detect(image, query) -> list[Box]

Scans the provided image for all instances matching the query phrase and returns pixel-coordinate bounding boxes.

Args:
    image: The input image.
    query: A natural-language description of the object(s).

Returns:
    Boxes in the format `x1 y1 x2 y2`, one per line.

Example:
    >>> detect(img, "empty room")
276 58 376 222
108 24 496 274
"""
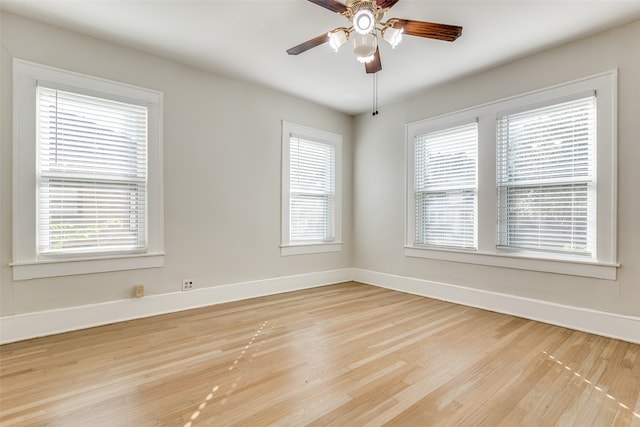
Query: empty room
1 0 639 425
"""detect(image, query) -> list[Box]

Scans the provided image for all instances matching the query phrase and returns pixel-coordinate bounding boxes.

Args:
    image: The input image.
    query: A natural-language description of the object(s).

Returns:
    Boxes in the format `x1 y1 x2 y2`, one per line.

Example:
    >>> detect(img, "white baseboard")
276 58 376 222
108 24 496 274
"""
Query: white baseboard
353 269 640 344
0 268 354 344
3 268 638 345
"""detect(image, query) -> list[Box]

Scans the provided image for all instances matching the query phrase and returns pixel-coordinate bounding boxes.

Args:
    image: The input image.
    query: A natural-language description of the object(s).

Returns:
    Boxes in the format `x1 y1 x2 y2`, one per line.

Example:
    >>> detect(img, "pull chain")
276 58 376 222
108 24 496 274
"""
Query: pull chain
372 72 379 116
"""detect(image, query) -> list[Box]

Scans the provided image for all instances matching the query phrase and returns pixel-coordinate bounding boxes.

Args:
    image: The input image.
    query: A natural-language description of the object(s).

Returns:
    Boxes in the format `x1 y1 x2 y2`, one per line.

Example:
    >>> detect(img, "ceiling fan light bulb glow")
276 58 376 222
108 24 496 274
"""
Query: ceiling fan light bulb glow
357 54 375 63
383 27 403 48
328 29 348 52
353 9 375 35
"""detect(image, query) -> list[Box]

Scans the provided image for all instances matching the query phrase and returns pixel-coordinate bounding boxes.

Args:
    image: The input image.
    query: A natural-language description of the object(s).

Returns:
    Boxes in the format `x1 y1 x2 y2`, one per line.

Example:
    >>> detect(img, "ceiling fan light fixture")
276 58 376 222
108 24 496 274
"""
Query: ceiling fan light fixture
382 26 403 49
353 9 375 35
328 28 349 52
353 33 377 60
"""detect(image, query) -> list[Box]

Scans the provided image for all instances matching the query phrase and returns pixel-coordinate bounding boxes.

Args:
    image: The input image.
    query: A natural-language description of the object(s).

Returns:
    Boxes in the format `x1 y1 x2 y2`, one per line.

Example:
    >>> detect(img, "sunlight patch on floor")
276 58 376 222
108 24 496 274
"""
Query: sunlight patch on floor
542 350 640 419
184 320 269 427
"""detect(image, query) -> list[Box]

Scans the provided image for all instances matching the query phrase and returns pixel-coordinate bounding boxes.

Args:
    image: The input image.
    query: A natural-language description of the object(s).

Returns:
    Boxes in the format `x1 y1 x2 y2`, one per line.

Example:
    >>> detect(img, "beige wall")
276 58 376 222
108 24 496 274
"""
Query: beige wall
2 11 639 322
0 12 353 316
354 19 640 316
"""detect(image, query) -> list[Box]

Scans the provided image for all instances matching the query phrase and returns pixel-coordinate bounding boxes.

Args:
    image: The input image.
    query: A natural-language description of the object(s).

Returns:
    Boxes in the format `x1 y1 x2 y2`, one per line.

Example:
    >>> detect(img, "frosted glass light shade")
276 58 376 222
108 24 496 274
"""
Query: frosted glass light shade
383 26 403 48
353 33 377 60
328 29 348 52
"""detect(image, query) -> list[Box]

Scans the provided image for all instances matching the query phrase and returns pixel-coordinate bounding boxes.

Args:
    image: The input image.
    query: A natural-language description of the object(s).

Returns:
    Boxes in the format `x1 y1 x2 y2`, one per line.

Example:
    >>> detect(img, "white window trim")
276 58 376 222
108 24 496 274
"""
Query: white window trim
405 71 618 280
281 121 342 256
11 59 164 280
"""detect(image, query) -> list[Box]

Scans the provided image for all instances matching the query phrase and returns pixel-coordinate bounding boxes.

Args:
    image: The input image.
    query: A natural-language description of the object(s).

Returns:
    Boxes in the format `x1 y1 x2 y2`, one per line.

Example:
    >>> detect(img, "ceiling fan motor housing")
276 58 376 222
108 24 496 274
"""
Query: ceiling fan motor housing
348 0 377 12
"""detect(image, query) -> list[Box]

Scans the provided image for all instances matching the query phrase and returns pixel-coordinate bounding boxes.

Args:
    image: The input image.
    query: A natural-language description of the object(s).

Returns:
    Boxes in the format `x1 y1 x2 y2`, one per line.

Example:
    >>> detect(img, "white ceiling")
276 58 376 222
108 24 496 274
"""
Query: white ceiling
3 0 640 115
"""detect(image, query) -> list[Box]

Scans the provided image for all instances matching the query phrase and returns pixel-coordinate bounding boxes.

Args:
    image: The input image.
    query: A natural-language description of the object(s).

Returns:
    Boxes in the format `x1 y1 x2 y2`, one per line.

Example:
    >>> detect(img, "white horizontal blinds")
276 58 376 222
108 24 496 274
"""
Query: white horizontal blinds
37 86 148 255
496 96 595 256
289 136 335 242
415 122 477 249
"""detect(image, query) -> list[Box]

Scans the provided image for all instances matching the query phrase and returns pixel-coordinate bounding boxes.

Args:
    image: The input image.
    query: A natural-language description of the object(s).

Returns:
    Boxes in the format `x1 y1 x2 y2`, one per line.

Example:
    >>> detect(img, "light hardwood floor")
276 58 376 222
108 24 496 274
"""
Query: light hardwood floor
1 282 639 426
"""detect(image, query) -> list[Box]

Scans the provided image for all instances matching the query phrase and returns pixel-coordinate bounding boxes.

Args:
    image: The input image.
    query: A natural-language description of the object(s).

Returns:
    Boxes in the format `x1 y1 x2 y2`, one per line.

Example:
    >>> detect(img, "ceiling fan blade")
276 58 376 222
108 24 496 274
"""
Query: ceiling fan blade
390 19 462 42
307 0 348 13
287 33 330 55
376 0 400 9
365 47 382 74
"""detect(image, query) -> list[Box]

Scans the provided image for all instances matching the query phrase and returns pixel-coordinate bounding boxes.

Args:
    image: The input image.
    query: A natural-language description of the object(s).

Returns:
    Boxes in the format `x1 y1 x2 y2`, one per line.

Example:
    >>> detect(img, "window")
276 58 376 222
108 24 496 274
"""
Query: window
497 96 595 256
289 138 335 242
12 59 164 280
406 72 617 280
414 122 478 249
281 121 342 256
37 87 148 255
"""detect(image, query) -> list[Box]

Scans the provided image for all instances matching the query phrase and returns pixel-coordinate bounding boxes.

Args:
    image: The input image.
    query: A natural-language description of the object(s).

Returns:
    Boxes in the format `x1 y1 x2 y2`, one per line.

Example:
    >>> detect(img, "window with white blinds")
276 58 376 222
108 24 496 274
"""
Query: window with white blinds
281 121 342 256
37 86 149 255
497 96 595 256
289 137 335 242
405 72 617 279
415 122 478 249
12 59 163 280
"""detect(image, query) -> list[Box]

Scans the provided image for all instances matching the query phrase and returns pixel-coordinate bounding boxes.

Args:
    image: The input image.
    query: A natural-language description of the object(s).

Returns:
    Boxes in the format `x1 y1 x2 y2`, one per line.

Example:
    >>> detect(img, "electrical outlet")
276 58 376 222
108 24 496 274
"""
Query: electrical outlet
134 284 145 298
182 279 194 291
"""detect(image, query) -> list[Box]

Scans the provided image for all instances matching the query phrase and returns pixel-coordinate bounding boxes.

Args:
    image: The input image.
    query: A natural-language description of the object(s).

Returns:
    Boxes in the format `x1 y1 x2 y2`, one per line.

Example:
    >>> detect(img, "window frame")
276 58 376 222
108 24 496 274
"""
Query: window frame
11 59 164 280
405 71 618 280
281 121 342 256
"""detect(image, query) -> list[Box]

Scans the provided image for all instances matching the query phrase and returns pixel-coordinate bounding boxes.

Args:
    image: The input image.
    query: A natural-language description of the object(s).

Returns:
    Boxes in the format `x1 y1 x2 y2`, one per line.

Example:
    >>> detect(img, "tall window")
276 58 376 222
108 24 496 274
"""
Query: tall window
414 122 478 249
497 96 595 256
406 72 617 280
289 137 335 242
12 60 163 280
37 87 149 255
281 121 342 256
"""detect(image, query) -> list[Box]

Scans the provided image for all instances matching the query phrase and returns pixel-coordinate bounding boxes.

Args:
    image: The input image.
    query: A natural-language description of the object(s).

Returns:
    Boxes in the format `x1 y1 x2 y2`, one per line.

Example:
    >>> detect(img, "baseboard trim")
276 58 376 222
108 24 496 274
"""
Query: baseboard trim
0 268 354 344
3 268 638 345
353 268 640 344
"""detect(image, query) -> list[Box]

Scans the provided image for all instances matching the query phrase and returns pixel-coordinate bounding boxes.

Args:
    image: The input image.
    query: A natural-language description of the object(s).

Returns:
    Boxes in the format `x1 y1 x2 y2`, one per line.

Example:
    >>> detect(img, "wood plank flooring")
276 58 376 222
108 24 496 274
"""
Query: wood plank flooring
1 282 639 426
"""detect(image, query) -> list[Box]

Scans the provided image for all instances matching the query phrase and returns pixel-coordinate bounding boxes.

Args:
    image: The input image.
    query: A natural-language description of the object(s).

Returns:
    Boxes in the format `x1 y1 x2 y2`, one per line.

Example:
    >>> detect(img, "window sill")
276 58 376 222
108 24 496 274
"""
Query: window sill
404 246 618 280
10 252 165 281
281 242 343 256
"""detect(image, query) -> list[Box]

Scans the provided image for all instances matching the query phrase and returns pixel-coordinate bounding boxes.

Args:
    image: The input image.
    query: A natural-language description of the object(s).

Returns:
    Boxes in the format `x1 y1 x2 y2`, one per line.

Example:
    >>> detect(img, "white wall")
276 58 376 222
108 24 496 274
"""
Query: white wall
0 12 353 316
354 19 640 317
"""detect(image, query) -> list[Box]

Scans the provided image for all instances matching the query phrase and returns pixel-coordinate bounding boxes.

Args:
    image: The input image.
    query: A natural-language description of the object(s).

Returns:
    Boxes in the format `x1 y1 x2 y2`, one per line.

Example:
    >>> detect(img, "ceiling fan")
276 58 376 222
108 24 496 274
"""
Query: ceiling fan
286 0 463 74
